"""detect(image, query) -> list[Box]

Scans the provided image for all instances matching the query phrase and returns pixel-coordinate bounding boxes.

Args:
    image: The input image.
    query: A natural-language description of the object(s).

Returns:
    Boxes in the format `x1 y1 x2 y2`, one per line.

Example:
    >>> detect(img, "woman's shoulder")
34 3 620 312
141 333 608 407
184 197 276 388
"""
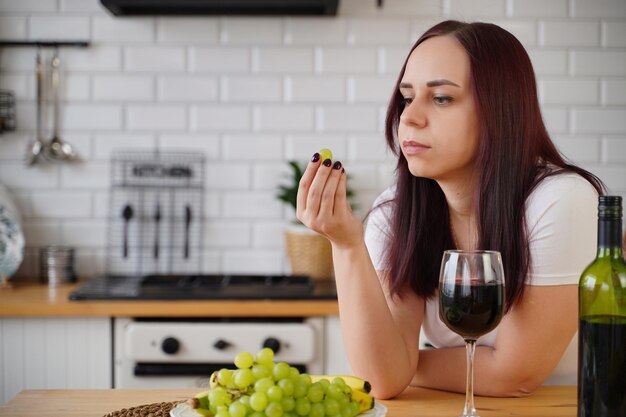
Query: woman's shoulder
526 171 598 217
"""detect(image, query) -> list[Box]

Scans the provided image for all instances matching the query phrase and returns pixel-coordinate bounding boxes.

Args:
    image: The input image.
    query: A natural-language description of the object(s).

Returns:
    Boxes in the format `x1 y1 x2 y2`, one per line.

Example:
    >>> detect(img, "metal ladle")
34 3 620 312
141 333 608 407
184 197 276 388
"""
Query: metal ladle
25 49 45 166
45 50 78 162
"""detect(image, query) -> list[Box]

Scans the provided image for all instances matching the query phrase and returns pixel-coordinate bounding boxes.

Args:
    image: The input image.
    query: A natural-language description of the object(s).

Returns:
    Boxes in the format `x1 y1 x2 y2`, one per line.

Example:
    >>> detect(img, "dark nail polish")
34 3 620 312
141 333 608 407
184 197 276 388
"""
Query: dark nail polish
323 158 332 167
333 161 342 170
341 167 345 174
311 153 320 162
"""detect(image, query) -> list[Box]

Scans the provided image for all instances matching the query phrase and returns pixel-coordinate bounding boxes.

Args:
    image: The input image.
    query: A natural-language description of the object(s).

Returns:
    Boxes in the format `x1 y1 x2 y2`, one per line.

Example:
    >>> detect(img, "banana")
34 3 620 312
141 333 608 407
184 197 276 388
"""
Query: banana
308 374 372 393
350 389 375 413
187 391 212 416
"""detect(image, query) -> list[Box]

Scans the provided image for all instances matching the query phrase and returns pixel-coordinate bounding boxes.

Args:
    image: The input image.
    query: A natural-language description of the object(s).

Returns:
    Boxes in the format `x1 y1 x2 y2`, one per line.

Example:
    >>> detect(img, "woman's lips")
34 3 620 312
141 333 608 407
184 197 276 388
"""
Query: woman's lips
402 140 431 155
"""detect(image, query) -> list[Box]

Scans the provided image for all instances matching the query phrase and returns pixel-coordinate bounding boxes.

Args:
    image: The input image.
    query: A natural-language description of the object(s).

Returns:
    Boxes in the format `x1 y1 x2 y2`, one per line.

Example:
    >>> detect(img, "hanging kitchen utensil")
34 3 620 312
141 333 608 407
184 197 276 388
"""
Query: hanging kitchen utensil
122 204 133 258
45 49 78 162
153 202 161 259
25 49 45 166
184 204 191 259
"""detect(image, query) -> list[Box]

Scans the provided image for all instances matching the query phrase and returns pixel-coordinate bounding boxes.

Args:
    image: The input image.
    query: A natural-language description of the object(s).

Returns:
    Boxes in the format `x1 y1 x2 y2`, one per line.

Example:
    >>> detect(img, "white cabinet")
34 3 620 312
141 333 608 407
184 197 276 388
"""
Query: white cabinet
324 316 353 375
0 317 112 405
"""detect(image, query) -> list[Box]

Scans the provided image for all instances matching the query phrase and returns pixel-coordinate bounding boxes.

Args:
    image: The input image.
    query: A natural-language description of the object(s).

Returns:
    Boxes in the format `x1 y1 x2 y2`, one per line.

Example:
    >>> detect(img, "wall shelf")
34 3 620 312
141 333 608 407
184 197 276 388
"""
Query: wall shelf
0 41 89 48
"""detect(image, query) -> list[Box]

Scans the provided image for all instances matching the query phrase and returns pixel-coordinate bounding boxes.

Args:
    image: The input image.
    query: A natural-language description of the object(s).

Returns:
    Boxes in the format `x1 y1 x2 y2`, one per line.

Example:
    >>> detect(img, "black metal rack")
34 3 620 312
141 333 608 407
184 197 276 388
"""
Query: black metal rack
0 41 89 48
107 151 205 277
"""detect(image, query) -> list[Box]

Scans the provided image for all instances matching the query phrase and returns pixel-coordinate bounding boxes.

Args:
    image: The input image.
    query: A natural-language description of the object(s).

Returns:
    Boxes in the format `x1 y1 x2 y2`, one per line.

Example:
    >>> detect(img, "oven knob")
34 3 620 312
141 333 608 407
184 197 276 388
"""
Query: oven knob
161 337 180 355
213 339 231 350
262 337 281 354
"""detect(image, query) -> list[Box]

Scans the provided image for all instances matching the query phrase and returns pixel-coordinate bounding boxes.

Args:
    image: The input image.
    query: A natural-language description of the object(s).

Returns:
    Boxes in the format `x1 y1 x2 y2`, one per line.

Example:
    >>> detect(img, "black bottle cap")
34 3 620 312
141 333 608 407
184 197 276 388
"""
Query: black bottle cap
598 195 622 219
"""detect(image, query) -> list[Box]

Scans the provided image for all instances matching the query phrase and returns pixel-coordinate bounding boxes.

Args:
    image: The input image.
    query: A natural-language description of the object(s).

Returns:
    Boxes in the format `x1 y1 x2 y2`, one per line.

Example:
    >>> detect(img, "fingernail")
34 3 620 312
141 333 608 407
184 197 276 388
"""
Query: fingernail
333 161 342 170
323 158 332 167
341 168 345 174
311 152 320 162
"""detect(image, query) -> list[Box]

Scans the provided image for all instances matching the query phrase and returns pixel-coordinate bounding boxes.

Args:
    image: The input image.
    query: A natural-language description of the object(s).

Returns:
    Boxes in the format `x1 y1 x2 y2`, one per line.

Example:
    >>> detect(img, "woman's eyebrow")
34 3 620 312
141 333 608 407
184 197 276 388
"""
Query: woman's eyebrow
426 79 460 87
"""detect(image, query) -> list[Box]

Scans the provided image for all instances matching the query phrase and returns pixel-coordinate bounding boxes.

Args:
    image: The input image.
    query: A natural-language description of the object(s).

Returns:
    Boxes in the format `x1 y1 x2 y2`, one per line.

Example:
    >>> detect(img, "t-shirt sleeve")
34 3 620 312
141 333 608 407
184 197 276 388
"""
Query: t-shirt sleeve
364 187 395 271
525 173 598 286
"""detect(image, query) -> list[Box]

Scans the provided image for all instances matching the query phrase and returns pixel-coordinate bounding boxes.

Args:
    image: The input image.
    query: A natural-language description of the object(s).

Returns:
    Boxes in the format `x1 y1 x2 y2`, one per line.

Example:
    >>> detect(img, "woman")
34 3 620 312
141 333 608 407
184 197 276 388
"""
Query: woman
296 21 604 399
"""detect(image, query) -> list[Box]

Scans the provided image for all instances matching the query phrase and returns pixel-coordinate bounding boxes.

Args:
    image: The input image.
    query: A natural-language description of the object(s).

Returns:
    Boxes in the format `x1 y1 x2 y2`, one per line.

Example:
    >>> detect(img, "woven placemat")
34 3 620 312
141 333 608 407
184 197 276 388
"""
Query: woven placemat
103 400 185 417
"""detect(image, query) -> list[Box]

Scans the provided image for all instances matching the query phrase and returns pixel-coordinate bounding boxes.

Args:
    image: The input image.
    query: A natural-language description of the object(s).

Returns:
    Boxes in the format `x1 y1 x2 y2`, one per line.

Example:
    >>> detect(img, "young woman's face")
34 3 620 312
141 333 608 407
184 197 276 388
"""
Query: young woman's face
398 35 480 183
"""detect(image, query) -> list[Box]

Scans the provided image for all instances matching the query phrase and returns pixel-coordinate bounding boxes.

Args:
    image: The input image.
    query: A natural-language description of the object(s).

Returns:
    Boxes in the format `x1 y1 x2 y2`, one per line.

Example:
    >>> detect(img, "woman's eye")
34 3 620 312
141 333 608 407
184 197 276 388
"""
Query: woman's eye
401 97 413 107
433 95 453 105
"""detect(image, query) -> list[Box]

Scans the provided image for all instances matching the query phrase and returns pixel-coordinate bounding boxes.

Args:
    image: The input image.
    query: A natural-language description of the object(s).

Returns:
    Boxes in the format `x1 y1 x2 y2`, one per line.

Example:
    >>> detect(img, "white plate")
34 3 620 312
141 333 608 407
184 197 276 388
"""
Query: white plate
170 402 388 417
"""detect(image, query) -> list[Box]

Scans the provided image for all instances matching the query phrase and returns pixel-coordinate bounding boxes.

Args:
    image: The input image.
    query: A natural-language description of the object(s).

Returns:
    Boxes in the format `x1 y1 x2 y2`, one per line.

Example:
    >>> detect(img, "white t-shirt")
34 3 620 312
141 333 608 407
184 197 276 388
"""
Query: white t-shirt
364 173 598 385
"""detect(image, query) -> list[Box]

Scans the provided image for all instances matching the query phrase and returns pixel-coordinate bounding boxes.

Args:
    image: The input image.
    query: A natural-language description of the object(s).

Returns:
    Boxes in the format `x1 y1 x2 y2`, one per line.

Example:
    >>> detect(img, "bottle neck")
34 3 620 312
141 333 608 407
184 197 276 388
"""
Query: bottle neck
597 218 623 258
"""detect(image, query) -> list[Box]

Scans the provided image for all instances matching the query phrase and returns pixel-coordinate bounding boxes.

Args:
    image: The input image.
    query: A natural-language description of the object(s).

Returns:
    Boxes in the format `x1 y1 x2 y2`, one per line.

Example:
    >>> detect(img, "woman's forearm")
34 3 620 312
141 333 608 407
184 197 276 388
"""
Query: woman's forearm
332 241 421 399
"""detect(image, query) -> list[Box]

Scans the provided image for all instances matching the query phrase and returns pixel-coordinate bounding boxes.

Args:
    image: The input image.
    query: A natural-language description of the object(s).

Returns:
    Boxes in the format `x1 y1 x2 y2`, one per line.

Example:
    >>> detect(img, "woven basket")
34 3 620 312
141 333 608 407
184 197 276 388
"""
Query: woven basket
284 226 334 280
103 400 183 417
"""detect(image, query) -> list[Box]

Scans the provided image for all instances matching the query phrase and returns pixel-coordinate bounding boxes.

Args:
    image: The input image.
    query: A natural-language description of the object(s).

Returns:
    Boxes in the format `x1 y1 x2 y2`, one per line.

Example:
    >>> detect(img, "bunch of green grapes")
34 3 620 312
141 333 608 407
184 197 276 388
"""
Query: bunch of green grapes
205 348 363 417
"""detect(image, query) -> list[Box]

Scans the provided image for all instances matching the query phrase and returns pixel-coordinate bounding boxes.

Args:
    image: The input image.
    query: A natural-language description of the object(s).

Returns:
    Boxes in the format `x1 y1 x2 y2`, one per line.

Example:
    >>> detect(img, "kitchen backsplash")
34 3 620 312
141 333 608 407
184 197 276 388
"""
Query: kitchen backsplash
0 0 624 280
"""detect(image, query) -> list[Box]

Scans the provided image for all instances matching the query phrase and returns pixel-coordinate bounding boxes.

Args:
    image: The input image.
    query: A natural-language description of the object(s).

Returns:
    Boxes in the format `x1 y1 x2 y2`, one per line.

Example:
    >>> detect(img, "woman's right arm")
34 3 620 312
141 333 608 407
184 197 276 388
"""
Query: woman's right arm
296 155 423 399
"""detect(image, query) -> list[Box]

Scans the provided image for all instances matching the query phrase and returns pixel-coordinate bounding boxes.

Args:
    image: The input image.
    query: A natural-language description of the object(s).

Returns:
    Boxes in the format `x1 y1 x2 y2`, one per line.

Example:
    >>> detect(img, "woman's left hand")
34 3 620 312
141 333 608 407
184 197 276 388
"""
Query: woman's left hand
296 153 363 249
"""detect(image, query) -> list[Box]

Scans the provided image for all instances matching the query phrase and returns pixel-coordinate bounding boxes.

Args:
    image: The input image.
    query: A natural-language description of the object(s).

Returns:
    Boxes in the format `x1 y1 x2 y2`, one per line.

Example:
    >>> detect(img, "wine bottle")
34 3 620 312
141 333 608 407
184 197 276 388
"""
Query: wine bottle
578 196 626 417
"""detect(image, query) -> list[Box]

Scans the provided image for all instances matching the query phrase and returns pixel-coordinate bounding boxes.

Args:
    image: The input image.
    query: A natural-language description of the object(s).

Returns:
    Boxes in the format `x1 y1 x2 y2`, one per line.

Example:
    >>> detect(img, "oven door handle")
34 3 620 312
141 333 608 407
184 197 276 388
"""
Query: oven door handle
134 363 232 376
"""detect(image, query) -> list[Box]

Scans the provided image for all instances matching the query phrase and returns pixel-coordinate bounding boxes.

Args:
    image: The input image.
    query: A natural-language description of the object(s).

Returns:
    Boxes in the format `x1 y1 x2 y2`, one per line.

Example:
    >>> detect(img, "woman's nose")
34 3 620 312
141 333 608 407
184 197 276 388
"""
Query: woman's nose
400 101 426 127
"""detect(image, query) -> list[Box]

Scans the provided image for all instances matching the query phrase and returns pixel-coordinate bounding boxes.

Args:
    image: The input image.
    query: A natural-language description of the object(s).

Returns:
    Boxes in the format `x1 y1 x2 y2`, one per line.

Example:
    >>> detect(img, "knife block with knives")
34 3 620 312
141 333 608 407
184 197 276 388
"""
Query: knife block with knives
106 151 205 277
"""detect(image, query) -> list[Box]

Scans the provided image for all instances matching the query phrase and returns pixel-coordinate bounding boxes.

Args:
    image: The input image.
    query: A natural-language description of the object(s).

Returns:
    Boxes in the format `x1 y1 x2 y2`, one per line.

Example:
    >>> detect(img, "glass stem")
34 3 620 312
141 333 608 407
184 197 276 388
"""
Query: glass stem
463 339 478 416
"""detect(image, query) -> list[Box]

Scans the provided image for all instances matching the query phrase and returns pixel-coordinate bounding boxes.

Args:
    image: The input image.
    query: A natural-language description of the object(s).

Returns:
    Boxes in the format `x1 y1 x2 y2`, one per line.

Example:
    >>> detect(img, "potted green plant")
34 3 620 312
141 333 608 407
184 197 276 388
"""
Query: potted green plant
277 160 355 280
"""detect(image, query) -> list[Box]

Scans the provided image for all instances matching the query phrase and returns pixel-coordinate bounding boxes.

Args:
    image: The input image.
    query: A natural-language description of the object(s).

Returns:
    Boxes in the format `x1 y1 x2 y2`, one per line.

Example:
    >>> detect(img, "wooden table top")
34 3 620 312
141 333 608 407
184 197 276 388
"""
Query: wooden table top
0 386 577 417
0 283 339 317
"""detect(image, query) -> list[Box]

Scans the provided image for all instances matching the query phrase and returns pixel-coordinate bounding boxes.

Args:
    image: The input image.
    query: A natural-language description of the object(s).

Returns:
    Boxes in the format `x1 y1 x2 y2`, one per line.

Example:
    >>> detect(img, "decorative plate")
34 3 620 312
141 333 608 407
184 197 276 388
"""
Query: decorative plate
0 183 24 282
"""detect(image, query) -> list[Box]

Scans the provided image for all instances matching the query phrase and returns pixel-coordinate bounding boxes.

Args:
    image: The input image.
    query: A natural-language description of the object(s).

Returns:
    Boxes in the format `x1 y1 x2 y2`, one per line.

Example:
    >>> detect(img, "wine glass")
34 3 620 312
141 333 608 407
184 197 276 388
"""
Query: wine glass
438 250 505 417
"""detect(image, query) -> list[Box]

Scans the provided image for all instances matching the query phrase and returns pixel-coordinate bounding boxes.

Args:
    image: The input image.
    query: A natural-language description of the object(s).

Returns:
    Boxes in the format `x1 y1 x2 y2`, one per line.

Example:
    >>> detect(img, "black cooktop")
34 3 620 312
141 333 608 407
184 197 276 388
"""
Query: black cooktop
69 274 337 301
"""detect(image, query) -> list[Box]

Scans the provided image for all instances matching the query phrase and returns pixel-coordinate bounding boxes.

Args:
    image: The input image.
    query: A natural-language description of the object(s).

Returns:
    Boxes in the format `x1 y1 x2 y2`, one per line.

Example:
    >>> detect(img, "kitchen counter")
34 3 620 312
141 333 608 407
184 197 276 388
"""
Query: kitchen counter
0 283 339 317
0 386 577 417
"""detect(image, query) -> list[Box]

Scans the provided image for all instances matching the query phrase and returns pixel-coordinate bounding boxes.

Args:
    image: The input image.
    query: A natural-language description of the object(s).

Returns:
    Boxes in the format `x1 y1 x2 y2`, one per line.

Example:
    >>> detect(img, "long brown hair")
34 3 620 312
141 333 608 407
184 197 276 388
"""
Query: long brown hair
381 20 604 309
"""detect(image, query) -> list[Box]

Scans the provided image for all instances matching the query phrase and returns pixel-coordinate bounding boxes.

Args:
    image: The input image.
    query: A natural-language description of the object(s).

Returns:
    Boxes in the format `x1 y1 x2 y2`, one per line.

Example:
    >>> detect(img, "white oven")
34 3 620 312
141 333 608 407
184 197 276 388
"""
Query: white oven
113 317 325 388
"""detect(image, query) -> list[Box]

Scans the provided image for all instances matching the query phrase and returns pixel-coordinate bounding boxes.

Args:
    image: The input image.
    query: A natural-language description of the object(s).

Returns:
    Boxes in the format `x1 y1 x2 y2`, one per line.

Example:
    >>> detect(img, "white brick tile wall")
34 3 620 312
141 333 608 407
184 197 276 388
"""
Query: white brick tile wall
284 18 347 45
0 0 56 12
602 21 626 47
552 135 601 163
189 47 250 73
571 0 626 18
205 163 250 190
510 0 568 18
1 2 624 279
347 19 411 45
93 133 156 160
28 16 90 40
31 191 91 219
602 79 626 106
223 134 282 160
62 46 122 72
223 192 282 219
285 76 346 103
124 46 186 72
539 78 599 104
92 16 154 43
93 75 154 102
221 18 283 44
158 76 218 102
253 47 314 73
0 16 27 40
126 105 186 131
253 106 314 132
539 20 600 47
572 108 626 134
205 221 250 248
349 76 396 103
602 136 626 163
571 51 626 76
318 105 378 132
529 49 568 75
191 105 251 131
221 76 282 102
318 47 377 74
449 0 507 18
60 162 110 189
63 104 123 130
157 18 219 43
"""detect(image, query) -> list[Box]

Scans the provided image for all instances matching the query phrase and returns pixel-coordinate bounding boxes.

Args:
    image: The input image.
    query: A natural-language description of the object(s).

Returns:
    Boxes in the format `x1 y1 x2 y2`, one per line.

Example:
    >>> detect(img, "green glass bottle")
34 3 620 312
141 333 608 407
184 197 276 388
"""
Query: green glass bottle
578 196 626 417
